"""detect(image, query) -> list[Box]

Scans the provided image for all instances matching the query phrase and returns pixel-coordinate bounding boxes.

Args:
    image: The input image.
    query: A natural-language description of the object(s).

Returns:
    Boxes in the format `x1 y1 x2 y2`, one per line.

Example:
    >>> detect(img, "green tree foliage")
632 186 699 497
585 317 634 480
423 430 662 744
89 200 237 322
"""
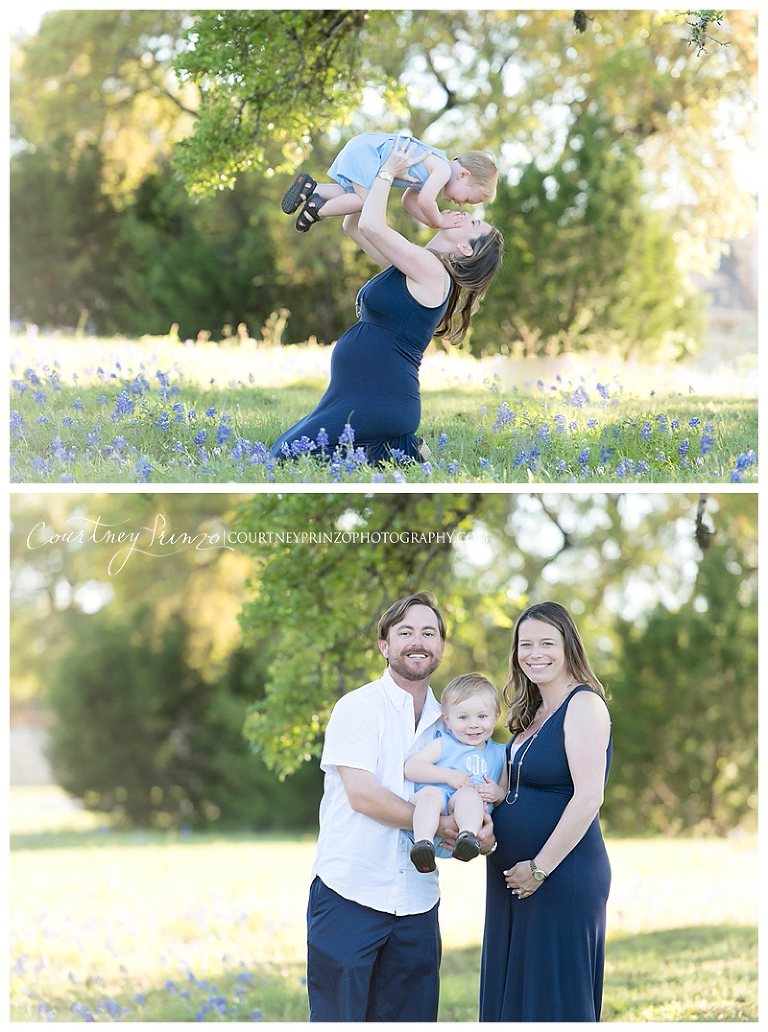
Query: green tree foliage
46 607 322 830
173 10 399 197
9 142 124 330
608 535 758 835
477 110 703 356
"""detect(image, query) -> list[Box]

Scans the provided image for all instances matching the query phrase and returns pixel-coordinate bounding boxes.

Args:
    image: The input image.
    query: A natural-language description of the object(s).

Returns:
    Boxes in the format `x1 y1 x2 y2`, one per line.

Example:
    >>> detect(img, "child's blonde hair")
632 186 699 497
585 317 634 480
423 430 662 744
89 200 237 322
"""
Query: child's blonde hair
455 152 498 200
440 672 501 714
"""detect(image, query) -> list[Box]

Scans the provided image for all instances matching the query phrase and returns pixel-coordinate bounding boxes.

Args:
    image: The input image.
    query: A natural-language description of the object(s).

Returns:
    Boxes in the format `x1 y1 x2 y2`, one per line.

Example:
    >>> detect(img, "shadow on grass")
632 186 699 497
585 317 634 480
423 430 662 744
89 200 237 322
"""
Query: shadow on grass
437 924 757 1023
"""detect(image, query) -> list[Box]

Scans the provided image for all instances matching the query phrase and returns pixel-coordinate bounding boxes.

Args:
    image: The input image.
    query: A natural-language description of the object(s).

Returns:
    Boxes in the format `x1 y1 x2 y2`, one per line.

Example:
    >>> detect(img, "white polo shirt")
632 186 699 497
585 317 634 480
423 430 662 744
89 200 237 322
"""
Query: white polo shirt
311 668 444 915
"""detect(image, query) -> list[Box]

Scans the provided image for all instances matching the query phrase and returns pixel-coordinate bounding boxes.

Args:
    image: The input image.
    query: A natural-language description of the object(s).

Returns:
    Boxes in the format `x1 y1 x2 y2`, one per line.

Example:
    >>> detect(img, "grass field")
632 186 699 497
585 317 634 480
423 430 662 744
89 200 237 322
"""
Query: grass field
10 335 758 484
9 786 758 1022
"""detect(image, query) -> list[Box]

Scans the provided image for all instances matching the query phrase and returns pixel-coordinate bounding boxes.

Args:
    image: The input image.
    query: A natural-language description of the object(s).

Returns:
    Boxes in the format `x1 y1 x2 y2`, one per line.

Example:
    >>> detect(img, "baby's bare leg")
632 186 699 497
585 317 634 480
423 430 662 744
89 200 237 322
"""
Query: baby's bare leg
312 183 365 219
412 786 446 843
450 786 485 835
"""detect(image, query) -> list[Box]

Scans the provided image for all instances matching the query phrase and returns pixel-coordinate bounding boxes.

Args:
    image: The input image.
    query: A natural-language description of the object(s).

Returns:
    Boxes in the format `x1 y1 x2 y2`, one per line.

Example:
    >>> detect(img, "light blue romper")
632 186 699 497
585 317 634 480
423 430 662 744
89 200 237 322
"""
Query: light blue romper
411 728 507 857
328 132 450 193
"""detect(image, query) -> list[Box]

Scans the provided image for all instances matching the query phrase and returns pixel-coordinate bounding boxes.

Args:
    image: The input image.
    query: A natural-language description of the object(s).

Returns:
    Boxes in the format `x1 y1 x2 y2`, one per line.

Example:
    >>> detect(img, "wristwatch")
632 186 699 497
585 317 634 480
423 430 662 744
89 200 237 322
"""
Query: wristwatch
377 168 394 182
530 858 548 881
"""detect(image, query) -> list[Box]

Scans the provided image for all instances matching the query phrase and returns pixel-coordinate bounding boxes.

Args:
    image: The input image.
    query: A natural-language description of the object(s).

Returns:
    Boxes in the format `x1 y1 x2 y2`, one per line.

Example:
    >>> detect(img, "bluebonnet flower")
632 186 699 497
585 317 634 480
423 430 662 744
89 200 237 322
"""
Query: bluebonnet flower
338 423 355 447
578 448 590 465
33 390 46 404
448 460 460 475
316 427 329 450
438 432 448 451
553 414 566 432
537 423 550 442
513 450 528 467
135 457 152 482
599 445 614 464
205 407 217 418
216 422 232 446
492 402 514 432
31 457 50 476
24 368 42 386
59 473 73 483
290 436 314 456
586 418 598 429
10 411 26 438
98 395 107 405
194 429 207 447
113 391 135 416
556 460 568 472
688 416 700 428
730 450 757 481
422 462 434 477
677 439 690 458
249 442 270 464
699 429 716 455
479 405 488 416
11 379 29 394
172 403 185 422
596 383 610 402
639 421 653 442
72 398 83 409
156 412 170 433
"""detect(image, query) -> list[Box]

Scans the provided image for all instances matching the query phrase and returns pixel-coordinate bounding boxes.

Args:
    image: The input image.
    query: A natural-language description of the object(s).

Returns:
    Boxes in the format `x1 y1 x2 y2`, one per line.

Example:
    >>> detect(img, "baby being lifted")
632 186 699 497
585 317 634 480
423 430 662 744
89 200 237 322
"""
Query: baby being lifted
281 131 498 233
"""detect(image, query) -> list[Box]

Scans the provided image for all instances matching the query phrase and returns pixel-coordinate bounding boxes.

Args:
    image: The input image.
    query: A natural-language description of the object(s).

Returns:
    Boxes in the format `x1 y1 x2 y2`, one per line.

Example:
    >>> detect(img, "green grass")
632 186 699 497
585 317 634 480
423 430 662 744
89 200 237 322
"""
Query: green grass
9 787 758 1022
10 335 758 483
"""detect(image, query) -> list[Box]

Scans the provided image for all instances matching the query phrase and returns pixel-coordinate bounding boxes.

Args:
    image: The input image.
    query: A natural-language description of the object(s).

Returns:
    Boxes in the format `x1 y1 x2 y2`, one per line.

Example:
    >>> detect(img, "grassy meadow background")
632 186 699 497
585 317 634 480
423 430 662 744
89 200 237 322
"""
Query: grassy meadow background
10 785 757 1023
10 333 758 484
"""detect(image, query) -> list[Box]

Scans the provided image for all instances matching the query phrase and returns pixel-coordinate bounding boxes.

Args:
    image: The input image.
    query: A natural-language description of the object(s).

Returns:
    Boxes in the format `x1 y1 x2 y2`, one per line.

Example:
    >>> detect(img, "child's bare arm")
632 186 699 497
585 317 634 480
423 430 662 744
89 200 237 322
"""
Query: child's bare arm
405 739 471 789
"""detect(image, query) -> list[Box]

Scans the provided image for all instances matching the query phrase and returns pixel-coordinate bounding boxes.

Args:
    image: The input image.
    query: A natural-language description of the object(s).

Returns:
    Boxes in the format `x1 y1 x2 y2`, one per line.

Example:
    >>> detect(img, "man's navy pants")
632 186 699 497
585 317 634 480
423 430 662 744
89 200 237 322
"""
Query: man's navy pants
306 876 441 1021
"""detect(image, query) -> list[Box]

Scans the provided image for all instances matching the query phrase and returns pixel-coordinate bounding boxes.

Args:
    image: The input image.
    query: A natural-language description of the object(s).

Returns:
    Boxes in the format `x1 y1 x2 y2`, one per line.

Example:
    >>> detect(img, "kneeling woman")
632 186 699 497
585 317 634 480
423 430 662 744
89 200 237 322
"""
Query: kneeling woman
269 138 503 465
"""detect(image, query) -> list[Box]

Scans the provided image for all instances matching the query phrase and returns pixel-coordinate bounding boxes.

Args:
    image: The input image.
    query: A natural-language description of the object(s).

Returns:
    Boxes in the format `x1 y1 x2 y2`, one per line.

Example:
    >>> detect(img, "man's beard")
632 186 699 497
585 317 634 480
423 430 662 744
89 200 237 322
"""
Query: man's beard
388 651 441 682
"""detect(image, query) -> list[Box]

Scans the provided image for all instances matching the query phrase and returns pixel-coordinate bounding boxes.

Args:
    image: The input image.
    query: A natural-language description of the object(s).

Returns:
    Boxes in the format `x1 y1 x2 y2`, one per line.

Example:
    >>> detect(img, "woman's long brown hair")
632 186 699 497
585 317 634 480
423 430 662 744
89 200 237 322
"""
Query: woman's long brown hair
434 227 504 345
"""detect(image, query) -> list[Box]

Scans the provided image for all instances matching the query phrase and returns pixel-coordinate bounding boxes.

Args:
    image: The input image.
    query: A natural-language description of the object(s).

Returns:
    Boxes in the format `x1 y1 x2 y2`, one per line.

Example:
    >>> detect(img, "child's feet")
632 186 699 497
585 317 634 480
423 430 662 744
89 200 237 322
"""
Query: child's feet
295 193 326 233
410 839 437 873
281 172 317 214
451 830 481 862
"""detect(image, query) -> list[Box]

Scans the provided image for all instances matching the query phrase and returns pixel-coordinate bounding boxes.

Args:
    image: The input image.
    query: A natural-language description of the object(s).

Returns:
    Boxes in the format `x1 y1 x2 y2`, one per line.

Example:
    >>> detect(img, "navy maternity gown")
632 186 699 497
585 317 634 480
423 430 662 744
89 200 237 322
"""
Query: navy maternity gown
479 686 612 1022
269 264 449 464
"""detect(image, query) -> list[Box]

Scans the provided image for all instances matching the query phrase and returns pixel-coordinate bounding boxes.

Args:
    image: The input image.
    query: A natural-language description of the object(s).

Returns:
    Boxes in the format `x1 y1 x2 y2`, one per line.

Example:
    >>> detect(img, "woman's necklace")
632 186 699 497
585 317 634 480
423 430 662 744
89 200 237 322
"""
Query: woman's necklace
504 681 576 806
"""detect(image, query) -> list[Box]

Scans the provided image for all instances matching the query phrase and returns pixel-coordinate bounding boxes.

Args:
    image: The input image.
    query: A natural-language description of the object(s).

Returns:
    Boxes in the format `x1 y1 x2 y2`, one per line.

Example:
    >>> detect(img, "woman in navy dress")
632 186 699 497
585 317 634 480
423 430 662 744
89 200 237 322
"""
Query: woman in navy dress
270 138 503 464
480 601 612 1022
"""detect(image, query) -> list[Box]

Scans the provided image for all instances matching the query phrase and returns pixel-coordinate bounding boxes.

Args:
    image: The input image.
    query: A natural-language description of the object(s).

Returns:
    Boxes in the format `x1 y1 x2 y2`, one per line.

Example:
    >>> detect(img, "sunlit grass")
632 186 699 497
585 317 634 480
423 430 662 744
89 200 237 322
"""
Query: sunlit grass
10 787 758 1022
9 335 758 484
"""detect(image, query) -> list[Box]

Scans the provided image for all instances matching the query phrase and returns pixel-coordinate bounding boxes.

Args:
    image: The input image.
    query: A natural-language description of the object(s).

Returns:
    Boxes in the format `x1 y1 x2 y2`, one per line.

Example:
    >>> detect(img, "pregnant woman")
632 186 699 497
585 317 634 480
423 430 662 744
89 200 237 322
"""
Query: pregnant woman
480 601 612 1022
269 138 503 464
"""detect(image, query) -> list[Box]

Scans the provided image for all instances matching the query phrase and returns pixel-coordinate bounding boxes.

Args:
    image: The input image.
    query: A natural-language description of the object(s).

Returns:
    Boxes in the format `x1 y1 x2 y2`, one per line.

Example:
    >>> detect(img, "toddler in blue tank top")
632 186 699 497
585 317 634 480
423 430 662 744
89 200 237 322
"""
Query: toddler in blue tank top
404 673 508 872
281 132 497 234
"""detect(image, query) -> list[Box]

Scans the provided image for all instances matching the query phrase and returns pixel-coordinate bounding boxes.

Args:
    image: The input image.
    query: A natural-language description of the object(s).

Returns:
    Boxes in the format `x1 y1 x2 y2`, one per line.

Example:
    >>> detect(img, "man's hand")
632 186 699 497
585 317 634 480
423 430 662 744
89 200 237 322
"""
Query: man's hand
477 810 497 855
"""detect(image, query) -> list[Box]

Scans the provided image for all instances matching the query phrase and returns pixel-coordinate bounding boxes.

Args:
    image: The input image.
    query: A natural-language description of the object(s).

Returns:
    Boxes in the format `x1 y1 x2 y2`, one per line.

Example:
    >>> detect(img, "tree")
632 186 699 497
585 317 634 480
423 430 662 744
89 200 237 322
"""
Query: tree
46 607 323 829
173 10 400 197
476 108 703 356
609 533 758 834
